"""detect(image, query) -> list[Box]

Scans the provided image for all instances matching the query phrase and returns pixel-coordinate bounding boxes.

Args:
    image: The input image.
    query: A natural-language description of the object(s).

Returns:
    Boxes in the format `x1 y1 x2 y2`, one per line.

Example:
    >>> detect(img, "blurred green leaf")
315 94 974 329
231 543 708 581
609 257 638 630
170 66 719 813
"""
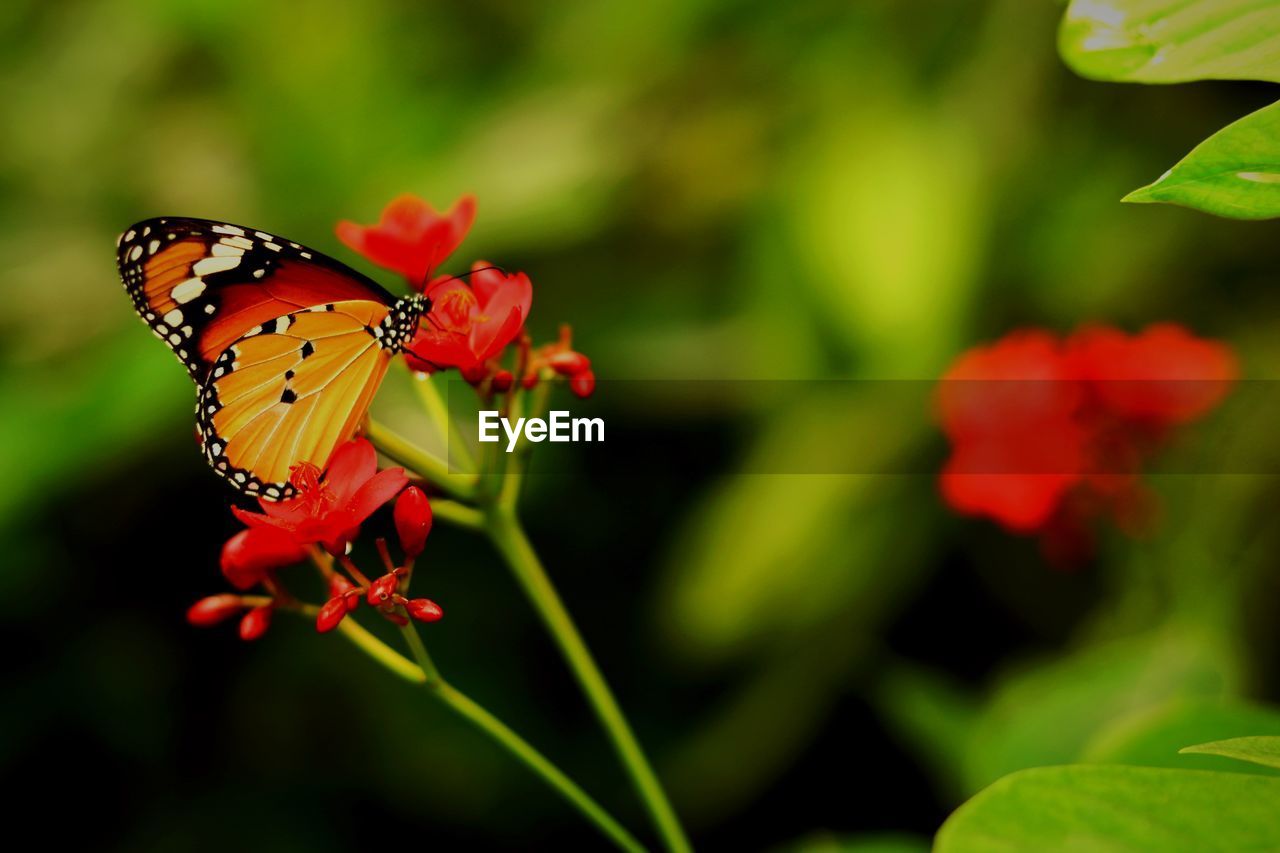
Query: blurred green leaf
961 628 1238 793
1083 699 1280 776
1059 0 1280 84
1124 100 1280 218
936 765 1280 852
1181 735 1280 770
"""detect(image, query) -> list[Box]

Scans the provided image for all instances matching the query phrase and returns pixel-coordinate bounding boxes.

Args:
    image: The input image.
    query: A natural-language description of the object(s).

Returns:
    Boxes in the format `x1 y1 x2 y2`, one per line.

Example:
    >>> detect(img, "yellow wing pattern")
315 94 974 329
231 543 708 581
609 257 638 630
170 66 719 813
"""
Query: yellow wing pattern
197 300 395 500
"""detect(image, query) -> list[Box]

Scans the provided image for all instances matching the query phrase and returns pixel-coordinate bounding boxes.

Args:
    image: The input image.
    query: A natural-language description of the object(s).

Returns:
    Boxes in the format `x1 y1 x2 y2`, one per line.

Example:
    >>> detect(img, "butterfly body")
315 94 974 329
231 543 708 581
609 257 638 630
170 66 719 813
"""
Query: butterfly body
117 218 428 500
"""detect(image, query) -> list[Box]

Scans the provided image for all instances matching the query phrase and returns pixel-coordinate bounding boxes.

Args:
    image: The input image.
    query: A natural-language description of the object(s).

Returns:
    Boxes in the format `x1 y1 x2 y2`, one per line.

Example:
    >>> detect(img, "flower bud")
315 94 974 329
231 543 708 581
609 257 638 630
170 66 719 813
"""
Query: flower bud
239 605 272 641
316 597 348 633
394 487 433 559
407 598 444 623
570 369 596 399
328 575 356 599
187 594 244 627
522 371 539 390
367 573 399 606
492 370 514 392
548 351 590 376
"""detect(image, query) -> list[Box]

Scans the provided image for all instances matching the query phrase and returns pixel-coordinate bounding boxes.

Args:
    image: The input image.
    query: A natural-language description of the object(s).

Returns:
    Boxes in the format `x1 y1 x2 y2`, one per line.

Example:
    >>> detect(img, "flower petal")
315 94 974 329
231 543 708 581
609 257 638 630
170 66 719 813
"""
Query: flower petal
343 467 409 527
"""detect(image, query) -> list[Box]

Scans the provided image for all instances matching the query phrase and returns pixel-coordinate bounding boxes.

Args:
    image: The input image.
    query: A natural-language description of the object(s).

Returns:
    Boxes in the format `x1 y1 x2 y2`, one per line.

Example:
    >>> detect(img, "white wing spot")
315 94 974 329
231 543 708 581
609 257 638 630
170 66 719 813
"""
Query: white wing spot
163 309 183 326
211 224 246 236
193 256 240 275
172 278 207 304
128 245 143 261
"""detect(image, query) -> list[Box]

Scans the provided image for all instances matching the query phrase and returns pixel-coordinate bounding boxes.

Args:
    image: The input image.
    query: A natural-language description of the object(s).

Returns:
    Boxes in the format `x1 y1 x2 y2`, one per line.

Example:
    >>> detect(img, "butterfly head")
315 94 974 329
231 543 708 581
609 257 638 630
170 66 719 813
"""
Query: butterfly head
378 293 432 353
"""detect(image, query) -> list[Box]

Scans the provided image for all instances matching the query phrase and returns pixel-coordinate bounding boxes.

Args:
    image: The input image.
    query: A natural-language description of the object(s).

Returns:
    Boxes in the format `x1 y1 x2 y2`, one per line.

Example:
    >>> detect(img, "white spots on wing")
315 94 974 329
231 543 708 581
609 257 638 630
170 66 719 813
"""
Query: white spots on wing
299 251 312 259
273 316 292 334
211 242 243 257
252 268 266 279
124 229 136 242
169 333 182 345
181 325 194 338
128 245 143 261
263 242 282 252
163 308 183 326
193 256 240 275
212 224 246 236
155 324 169 335
142 226 151 237
222 235 254 251
204 303 217 314
255 231 274 239
172 277 206 304
147 239 161 254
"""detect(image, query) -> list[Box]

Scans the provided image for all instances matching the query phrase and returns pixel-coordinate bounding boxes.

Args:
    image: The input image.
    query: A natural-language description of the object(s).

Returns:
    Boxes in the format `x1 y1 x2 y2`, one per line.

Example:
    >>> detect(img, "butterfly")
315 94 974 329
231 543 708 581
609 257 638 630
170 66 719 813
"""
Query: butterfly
117 217 430 501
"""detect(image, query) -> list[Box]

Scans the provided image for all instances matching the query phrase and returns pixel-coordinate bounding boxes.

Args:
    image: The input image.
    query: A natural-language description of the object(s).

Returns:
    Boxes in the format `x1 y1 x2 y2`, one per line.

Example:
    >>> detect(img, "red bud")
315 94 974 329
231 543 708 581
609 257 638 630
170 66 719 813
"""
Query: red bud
548 351 591 376
328 575 356 598
239 605 272 641
187 594 245 627
344 590 362 611
316 597 348 633
492 370 514 392
461 363 488 384
367 573 399 605
394 486 433 559
407 598 444 623
522 371 539 390
570 369 596 399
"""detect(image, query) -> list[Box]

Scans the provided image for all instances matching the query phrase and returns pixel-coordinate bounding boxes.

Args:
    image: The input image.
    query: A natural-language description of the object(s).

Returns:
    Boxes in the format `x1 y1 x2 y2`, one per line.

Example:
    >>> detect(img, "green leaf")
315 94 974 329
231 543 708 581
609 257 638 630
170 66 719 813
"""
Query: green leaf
1060 0 1280 84
1181 735 1280 770
1084 699 1280 776
1124 100 1280 218
936 766 1280 852
960 629 1237 793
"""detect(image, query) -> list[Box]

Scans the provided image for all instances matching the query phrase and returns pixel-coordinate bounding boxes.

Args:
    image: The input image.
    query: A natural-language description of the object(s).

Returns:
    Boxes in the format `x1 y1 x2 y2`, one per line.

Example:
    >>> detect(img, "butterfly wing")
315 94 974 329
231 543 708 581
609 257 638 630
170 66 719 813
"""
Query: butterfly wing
198 300 398 500
117 217 398 380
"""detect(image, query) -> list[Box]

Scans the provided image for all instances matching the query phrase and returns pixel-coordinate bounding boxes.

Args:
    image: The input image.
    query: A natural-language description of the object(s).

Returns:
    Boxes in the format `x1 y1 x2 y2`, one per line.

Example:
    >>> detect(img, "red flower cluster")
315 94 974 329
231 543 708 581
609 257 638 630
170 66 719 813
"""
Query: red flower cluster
230 438 407 572
336 194 593 396
188 439 442 640
937 324 1236 551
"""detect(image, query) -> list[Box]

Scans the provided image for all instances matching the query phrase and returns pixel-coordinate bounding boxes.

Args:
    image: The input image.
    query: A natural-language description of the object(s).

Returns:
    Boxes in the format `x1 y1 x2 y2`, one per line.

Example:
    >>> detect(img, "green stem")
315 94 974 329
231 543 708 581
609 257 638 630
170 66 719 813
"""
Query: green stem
366 418 478 502
486 508 691 853
411 370 478 474
334 617 644 852
430 498 486 530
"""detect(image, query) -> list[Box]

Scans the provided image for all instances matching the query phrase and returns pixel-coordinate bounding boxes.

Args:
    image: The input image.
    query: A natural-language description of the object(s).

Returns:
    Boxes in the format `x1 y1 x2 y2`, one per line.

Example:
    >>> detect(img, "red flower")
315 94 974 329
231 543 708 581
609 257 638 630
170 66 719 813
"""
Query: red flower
404 262 533 374
336 194 476 287
232 438 408 557
937 324 1236 551
220 527 308 590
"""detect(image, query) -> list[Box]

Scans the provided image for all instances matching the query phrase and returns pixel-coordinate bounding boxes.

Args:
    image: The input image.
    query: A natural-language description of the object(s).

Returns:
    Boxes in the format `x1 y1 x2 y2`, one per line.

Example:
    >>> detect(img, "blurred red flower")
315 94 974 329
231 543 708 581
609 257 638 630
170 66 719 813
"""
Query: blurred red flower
937 324 1236 554
231 437 408 560
220 526 309 590
336 194 476 287
404 262 533 375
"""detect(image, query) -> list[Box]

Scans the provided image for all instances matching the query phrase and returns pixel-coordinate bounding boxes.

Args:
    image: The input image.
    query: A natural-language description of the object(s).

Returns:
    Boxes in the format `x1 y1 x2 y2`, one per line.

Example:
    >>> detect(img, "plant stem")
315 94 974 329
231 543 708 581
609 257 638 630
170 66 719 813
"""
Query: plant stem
366 417 478 502
410 370 477 474
486 507 691 853
430 498 486 530
334 617 644 852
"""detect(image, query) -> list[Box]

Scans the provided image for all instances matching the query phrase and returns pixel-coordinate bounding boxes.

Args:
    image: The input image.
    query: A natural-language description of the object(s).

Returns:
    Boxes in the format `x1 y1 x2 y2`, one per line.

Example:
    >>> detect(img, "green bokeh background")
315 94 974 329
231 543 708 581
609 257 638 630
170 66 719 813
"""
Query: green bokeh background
4 1 1280 850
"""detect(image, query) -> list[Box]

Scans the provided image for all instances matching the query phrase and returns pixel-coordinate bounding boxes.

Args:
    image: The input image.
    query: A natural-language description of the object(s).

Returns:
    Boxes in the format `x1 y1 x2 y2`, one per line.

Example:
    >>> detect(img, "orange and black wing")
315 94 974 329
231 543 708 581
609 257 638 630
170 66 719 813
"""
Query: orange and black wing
197 300 399 500
117 217 398 380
